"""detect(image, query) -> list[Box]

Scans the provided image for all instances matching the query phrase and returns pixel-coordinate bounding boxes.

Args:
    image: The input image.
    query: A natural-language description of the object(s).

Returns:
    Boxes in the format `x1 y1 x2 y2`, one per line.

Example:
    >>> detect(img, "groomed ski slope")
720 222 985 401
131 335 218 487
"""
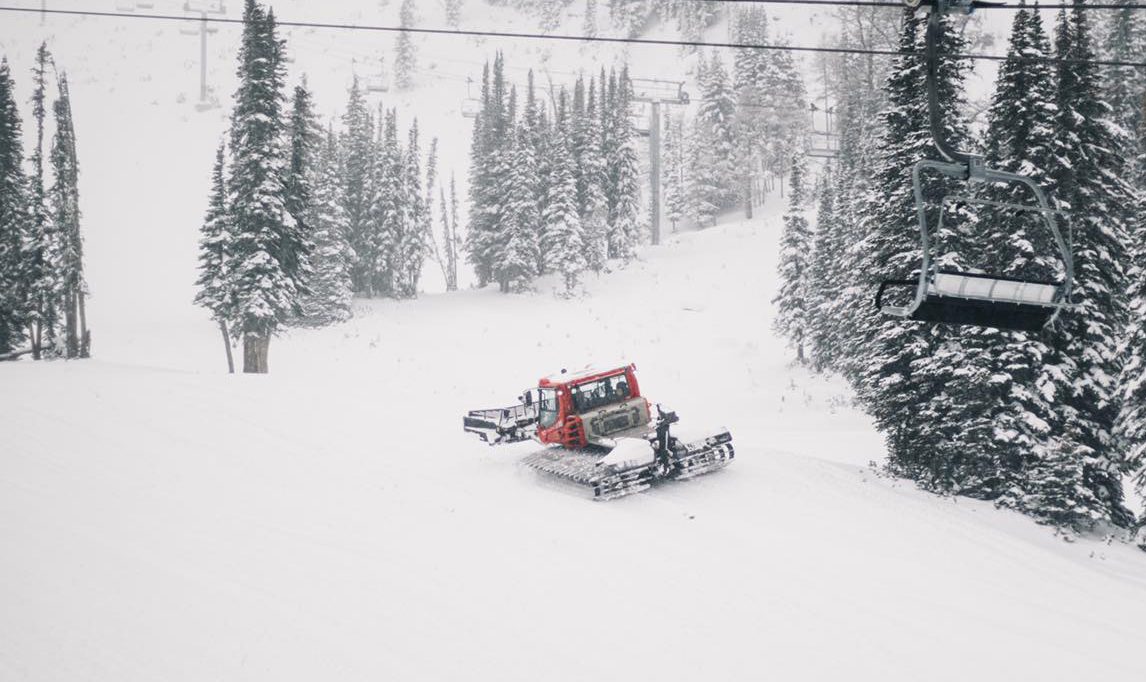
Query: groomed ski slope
3 214 1146 681
1 2 1145 680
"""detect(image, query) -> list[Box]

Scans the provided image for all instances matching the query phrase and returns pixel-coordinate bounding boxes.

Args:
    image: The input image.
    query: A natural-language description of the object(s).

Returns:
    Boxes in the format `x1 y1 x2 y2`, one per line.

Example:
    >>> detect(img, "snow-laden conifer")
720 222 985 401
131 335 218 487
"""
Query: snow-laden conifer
49 73 87 358
194 143 235 371
542 113 585 294
806 169 842 372
25 43 58 359
773 156 812 364
851 10 973 490
340 78 374 294
662 109 686 233
395 120 429 298
0 58 28 356
1041 6 1136 528
495 120 540 291
603 67 642 260
572 75 608 273
225 0 301 373
394 0 417 90
300 126 353 326
689 52 737 226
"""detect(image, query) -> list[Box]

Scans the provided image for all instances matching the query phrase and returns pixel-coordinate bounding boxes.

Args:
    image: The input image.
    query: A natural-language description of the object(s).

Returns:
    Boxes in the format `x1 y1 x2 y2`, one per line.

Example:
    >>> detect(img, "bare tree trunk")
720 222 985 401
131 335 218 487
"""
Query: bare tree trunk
29 322 41 360
78 290 89 358
742 174 754 220
64 291 78 358
219 320 235 374
242 333 270 373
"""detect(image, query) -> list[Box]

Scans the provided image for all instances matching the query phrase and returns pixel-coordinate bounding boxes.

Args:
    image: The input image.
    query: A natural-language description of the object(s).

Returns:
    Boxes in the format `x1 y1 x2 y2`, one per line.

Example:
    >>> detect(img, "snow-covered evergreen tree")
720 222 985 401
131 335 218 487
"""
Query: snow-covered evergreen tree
731 6 770 212
608 0 650 38
496 116 540 292
956 3 1062 508
300 126 353 325
446 172 460 291
603 67 642 260
25 43 57 359
1100 3 1146 180
49 72 86 359
542 112 585 294
0 58 28 356
445 0 463 29
370 108 405 296
225 0 302 373
466 56 509 286
431 164 460 293
1042 6 1136 528
536 0 570 32
851 9 974 491
340 78 374 294
572 75 608 273
394 0 417 90
582 0 598 38
1121 188 1146 534
806 169 841 372
284 79 320 310
662 108 686 233
675 0 718 44
773 156 811 364
395 120 429 297
194 142 235 370
689 52 737 226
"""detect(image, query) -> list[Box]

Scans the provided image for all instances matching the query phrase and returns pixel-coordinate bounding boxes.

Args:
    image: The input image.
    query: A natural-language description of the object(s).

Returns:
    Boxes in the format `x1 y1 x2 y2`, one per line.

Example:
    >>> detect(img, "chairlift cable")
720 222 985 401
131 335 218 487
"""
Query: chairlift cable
5 6 1146 69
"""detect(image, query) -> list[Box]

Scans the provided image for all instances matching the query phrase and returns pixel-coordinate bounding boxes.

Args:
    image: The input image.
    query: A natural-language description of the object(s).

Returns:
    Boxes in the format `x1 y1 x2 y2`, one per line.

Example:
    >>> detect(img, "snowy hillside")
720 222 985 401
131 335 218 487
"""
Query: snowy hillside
4 211 1146 681
2 2 1146 681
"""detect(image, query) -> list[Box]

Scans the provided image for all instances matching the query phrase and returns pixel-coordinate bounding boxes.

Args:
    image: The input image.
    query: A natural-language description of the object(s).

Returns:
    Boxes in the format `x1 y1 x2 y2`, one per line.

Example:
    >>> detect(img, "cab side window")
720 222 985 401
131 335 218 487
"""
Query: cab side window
571 375 632 412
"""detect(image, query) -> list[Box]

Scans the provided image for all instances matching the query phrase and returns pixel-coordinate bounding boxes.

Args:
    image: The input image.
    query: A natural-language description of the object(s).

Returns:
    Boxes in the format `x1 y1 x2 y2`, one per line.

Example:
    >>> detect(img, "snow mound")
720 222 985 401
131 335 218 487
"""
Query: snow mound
599 437 655 470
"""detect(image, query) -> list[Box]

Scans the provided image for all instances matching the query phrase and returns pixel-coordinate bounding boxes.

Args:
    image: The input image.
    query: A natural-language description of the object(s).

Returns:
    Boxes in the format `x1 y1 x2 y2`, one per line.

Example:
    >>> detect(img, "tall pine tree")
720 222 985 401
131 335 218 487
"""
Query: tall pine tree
0 58 28 357
300 126 353 325
773 155 812 364
49 73 87 358
341 78 374 294
1041 6 1136 528
194 142 236 372
225 1 303 373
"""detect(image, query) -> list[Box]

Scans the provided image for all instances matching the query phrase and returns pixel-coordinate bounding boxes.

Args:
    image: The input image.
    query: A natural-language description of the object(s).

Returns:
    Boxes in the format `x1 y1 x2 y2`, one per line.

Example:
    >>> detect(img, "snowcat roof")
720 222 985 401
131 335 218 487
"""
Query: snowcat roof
539 363 635 388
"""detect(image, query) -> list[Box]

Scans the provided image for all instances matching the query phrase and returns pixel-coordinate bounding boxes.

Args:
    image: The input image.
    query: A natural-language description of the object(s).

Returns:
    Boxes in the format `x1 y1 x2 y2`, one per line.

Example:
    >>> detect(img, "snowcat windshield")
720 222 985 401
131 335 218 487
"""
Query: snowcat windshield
571 374 631 413
538 388 559 428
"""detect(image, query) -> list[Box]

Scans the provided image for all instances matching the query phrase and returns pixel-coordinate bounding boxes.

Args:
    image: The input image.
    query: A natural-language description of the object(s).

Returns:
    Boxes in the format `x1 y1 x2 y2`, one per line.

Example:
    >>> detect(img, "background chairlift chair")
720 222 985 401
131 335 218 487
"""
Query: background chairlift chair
875 0 1073 332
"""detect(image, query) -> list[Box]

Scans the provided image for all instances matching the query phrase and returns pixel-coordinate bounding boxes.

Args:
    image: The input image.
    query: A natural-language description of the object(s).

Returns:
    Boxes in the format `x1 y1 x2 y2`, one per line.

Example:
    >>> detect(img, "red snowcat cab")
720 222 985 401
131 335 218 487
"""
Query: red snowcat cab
464 363 733 500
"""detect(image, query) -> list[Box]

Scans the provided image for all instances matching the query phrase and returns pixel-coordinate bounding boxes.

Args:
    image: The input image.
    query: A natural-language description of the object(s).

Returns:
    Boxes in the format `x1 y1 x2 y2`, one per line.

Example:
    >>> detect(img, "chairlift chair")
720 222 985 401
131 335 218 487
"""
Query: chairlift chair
461 97 481 118
875 0 1072 332
630 101 651 137
366 76 388 93
807 130 839 160
115 1 137 11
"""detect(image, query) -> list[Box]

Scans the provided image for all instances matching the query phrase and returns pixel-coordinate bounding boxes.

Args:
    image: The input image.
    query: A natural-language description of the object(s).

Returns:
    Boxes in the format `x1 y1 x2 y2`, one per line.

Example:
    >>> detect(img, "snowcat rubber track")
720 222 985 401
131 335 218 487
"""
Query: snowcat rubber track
520 449 654 501
671 431 735 480
520 430 734 501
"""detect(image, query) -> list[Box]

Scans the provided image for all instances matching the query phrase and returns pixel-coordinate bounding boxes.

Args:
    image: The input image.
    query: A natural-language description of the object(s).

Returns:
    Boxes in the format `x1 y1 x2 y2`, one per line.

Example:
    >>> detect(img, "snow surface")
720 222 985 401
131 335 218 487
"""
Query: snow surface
1 2 1144 681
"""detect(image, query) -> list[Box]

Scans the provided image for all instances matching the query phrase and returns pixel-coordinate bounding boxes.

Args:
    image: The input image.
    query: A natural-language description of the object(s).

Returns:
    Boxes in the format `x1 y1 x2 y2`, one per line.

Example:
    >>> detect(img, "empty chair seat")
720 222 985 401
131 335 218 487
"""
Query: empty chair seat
931 272 1058 306
876 271 1064 333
